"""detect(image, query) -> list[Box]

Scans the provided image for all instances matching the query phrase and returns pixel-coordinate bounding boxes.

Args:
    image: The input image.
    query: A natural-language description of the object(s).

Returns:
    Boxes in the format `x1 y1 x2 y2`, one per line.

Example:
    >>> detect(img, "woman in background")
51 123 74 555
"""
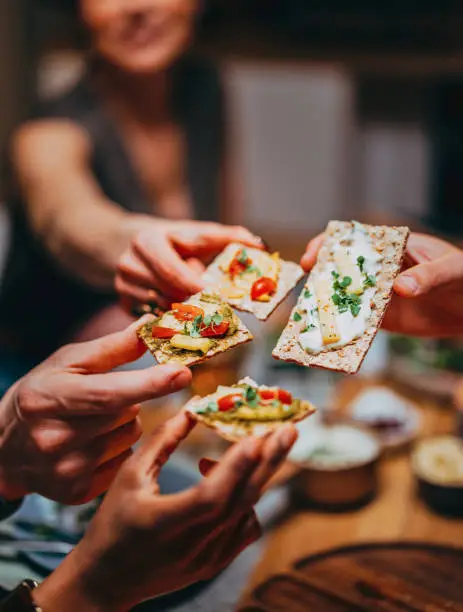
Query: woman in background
0 0 253 390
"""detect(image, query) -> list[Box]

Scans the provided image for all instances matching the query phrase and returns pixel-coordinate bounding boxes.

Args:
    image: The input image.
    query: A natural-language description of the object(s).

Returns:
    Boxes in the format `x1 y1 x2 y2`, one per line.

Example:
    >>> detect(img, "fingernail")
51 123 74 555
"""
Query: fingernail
244 436 262 461
131 313 155 329
396 275 419 295
278 425 298 452
169 368 192 390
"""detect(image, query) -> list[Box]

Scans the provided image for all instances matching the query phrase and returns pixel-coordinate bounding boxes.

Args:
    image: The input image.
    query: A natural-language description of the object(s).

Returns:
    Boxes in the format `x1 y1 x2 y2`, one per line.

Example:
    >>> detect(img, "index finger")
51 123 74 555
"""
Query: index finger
135 411 197 477
196 436 265 512
43 365 192 417
301 233 324 271
171 223 264 259
134 232 205 298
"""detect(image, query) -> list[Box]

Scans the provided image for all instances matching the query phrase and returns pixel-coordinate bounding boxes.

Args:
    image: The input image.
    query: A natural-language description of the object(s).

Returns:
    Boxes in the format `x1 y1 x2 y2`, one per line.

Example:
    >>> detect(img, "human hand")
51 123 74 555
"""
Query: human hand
34 414 298 611
301 232 463 337
0 316 191 504
115 219 263 310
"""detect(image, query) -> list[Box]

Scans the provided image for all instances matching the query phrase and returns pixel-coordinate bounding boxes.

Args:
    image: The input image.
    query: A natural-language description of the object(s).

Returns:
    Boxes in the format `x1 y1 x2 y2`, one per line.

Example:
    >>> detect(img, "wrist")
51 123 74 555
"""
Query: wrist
33 552 122 612
34 540 130 612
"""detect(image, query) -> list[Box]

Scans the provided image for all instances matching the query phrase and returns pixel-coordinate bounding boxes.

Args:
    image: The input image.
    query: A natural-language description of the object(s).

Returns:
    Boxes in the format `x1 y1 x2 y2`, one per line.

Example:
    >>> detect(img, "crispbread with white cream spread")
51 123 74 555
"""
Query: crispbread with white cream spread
272 221 409 374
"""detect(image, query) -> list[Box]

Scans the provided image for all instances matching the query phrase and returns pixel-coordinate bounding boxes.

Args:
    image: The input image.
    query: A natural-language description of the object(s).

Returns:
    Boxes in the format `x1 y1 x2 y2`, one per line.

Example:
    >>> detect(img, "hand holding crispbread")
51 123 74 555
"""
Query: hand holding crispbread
138 219 413 438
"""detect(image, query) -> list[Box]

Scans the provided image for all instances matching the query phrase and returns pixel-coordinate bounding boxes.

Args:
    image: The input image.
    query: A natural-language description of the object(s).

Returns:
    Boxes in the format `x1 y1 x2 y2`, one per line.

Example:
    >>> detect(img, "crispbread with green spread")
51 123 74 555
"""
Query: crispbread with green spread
137 292 253 367
203 243 304 321
272 221 410 375
185 377 316 442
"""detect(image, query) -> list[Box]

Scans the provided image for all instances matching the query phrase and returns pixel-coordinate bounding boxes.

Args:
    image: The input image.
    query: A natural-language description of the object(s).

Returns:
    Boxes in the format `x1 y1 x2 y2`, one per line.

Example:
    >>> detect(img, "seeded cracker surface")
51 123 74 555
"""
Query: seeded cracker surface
137 295 253 367
272 221 410 375
184 377 316 442
204 243 305 321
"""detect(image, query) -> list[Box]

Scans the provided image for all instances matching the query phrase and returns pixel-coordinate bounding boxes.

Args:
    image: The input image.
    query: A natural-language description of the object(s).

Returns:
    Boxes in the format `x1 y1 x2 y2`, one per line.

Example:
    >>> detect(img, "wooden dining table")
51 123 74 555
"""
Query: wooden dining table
238 378 463 609
139 368 463 610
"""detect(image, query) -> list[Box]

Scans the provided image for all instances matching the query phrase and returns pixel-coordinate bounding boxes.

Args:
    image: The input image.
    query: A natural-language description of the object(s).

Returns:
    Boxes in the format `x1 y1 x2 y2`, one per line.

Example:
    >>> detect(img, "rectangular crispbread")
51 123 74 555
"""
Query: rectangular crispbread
272 221 410 375
137 294 253 367
184 377 316 442
203 243 304 321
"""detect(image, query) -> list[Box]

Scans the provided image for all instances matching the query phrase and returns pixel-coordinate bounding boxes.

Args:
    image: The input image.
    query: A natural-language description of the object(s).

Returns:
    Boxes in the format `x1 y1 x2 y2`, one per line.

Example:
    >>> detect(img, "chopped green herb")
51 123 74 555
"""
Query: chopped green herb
242 264 262 277
340 276 352 288
331 270 340 280
363 274 377 288
302 323 316 332
245 385 259 407
212 313 224 327
189 314 204 338
197 400 218 415
203 314 212 327
357 256 365 273
271 400 281 408
293 312 302 322
331 282 362 318
304 289 312 299
237 249 248 265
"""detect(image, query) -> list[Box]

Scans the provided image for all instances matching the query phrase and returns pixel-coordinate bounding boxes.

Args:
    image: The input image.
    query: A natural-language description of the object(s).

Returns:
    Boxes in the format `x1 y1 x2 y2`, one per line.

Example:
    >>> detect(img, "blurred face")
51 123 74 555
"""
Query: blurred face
80 0 199 74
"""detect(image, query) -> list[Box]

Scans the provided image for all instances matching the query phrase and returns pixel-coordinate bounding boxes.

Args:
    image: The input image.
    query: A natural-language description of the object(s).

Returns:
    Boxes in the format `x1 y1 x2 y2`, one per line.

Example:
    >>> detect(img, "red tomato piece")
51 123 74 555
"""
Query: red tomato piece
277 389 293 405
259 389 277 401
251 277 277 301
200 321 230 337
228 249 251 279
218 394 244 412
152 326 177 339
171 303 204 321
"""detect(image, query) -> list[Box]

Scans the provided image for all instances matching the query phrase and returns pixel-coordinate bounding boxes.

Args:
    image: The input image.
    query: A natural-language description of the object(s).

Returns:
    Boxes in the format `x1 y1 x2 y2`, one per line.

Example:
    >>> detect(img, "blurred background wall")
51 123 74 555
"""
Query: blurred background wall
0 0 32 277
1 1 463 262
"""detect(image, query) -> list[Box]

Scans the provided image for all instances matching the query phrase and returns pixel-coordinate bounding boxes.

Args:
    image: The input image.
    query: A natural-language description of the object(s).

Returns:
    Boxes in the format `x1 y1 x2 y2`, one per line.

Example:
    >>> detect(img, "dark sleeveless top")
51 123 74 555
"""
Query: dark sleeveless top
0 55 224 363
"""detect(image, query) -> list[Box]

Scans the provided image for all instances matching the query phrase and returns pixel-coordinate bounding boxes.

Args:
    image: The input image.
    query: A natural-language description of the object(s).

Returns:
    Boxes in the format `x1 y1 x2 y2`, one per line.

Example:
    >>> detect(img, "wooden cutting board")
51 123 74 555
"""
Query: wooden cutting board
240 542 463 611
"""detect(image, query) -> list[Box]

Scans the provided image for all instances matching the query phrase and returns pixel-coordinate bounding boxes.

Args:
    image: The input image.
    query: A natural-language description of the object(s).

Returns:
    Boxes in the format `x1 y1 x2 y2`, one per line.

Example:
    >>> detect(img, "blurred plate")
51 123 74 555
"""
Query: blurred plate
333 380 422 453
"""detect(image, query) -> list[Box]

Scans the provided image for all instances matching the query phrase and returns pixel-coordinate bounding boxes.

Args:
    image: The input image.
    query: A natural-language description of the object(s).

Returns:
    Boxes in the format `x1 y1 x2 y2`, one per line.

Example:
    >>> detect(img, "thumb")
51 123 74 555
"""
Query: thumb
187 257 207 275
67 315 155 373
394 251 463 297
137 411 197 478
301 233 324 272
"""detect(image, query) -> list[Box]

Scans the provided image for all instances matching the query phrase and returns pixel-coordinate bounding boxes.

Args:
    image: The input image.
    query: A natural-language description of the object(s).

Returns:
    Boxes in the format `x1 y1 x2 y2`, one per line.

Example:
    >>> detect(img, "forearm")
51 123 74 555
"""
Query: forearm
41 199 141 289
12 122 157 290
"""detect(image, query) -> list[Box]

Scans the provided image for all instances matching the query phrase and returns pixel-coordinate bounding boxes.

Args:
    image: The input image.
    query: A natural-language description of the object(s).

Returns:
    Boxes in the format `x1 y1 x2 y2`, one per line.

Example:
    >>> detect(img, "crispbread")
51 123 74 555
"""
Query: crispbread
137 295 253 367
184 377 316 442
272 221 410 375
203 243 304 321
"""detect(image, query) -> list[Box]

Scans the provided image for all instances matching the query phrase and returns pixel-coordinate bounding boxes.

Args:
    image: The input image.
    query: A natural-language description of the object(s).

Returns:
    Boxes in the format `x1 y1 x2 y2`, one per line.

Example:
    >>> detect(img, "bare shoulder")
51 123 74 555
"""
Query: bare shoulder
11 119 91 172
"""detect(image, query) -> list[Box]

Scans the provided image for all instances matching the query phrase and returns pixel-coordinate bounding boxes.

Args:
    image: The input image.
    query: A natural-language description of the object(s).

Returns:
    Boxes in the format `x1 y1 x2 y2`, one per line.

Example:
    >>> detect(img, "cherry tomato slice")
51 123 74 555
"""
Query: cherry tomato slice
259 389 277 401
171 303 204 322
218 393 244 412
200 321 230 337
277 389 293 405
152 326 177 339
251 277 277 301
228 249 251 279
229 260 247 279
